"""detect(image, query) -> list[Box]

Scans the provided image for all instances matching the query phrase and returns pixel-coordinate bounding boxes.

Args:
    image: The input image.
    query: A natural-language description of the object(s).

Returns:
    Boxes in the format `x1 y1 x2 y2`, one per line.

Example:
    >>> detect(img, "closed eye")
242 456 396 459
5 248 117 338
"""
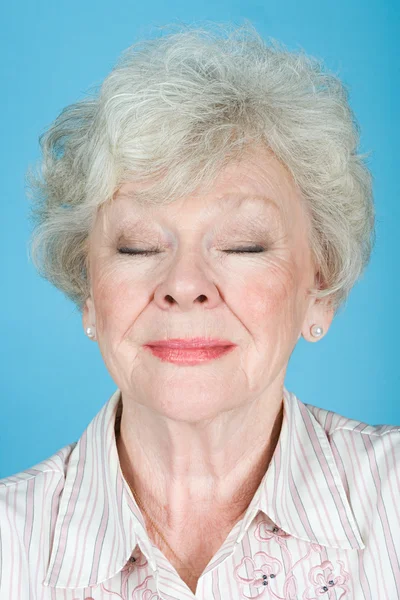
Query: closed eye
118 247 161 256
117 245 266 256
223 246 266 254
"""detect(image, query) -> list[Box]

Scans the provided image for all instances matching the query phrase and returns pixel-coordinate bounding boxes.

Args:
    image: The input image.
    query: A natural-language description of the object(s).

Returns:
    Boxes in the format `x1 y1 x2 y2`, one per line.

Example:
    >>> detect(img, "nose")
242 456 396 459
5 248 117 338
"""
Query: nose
152 251 222 312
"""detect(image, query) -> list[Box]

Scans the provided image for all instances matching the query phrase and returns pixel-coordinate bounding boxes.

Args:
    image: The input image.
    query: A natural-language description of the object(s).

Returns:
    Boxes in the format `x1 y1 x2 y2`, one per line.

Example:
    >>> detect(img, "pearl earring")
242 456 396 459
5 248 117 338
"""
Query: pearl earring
310 324 324 338
86 326 96 339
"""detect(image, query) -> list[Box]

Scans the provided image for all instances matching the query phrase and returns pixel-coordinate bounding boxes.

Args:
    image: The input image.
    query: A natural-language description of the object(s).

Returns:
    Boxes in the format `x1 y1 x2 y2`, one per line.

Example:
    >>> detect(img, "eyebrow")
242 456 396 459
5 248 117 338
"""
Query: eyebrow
217 194 279 209
111 194 281 238
115 191 279 209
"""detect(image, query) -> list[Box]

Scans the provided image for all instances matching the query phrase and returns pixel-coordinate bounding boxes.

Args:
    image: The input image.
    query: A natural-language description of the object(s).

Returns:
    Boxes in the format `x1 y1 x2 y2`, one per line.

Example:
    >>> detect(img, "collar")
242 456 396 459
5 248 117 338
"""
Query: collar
43 387 364 589
43 389 152 590
236 387 365 551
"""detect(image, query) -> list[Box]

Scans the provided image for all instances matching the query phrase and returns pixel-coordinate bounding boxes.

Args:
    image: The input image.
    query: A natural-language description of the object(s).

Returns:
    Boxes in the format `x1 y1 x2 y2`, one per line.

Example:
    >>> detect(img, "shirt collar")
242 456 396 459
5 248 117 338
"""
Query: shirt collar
43 389 153 590
43 386 365 590
237 387 365 551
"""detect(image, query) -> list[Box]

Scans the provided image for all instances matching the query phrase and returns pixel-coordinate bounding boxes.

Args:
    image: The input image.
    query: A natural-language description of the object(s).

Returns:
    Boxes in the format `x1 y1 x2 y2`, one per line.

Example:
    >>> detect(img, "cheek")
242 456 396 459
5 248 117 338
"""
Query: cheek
92 263 140 335
242 258 300 321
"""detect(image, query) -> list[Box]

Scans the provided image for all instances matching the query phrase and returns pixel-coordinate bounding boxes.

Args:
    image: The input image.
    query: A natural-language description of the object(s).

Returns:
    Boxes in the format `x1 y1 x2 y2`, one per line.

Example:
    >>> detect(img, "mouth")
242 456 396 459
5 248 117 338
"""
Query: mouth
143 339 237 365
145 337 235 349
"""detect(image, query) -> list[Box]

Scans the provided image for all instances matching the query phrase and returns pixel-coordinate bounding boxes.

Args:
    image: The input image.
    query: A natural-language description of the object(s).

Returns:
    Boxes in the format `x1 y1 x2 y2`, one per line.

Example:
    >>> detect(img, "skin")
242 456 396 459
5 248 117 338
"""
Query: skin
83 145 334 581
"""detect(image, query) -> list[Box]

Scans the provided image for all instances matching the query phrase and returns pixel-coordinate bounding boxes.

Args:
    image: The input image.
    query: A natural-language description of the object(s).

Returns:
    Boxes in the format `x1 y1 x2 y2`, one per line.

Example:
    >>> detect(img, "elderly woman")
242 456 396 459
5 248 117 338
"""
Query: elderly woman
1 24 399 600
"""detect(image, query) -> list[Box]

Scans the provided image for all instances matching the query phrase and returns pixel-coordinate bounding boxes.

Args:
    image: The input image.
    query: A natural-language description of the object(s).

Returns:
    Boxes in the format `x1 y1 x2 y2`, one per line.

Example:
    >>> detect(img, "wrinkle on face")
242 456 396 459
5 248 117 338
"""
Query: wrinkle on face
85 144 316 423
80 145 336 527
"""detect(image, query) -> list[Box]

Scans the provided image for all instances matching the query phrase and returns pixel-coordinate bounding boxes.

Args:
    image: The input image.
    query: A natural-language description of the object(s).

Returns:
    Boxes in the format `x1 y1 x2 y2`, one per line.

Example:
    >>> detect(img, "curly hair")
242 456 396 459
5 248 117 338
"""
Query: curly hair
27 22 375 312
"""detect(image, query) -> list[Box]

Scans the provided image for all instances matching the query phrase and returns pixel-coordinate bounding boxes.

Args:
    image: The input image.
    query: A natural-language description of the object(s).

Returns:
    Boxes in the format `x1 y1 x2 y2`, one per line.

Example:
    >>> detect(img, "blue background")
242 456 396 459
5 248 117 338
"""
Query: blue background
1 1 398 478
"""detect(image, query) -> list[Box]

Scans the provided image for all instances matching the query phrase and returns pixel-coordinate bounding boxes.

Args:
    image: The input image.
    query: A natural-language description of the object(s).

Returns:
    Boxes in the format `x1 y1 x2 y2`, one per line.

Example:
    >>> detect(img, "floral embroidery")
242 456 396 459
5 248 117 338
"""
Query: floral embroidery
75 553 153 600
255 522 291 543
233 518 351 599
105 554 150 599
132 575 161 599
305 560 350 599
234 551 282 598
73 521 351 599
234 553 351 599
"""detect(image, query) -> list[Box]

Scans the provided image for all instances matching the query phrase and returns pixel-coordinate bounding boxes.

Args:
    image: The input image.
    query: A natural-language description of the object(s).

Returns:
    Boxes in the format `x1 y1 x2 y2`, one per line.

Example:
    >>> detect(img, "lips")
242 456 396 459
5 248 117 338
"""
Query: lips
145 342 236 366
145 337 235 349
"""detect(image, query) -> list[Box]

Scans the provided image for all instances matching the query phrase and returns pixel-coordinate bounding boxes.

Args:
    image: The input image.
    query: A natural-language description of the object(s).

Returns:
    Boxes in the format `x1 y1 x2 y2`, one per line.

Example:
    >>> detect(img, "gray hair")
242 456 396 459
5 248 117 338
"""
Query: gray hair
27 23 375 313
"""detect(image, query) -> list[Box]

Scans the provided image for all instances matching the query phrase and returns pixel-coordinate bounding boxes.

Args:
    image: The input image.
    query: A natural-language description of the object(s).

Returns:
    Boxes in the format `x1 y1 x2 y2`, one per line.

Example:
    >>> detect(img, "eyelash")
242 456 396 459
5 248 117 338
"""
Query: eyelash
117 246 266 256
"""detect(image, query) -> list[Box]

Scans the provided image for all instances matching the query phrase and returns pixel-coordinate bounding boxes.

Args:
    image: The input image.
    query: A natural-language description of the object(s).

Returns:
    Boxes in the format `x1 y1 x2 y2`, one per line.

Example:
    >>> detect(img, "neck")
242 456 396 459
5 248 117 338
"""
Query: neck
115 382 284 534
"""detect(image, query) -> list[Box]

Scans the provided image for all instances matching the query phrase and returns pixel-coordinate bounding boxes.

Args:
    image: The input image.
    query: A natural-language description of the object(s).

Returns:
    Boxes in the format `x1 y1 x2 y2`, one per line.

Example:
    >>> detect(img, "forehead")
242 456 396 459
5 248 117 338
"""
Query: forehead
98 147 306 231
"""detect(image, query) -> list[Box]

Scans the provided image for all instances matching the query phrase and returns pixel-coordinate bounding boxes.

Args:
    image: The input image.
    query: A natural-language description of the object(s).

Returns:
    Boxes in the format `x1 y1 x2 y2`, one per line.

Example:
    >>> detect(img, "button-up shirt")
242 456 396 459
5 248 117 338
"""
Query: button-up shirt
1 387 399 599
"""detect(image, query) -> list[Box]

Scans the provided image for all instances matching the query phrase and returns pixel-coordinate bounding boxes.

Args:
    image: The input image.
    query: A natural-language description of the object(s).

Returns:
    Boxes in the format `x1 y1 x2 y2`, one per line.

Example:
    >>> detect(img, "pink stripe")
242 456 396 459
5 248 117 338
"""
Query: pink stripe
363 434 400 588
12 484 23 599
45 458 61 471
296 536 308 587
105 424 120 578
273 442 297 535
115 471 128 571
228 540 241 597
4 486 15 595
341 432 376 599
66 418 99 587
23 477 35 561
37 473 52 600
211 562 221 599
293 423 337 544
286 429 317 541
299 403 360 547
88 408 112 584
330 432 349 497
48 429 89 585
384 432 400 525
45 471 65 589
271 409 297 535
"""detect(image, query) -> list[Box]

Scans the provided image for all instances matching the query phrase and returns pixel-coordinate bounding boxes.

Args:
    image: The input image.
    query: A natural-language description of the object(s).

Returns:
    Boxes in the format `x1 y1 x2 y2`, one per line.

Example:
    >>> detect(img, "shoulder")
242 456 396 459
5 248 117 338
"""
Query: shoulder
0 441 76 529
305 400 400 498
305 400 400 441
0 441 76 487
0 443 77 592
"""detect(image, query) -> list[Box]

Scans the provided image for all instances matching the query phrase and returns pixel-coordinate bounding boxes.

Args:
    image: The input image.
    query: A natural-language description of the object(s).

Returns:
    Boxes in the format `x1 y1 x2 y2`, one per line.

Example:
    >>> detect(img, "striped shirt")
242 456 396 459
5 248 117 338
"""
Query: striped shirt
1 387 400 599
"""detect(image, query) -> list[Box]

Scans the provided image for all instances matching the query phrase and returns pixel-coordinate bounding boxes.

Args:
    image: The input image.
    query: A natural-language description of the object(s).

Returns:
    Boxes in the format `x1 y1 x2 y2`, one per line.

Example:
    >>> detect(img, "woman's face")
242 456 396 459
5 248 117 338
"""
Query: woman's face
84 146 333 420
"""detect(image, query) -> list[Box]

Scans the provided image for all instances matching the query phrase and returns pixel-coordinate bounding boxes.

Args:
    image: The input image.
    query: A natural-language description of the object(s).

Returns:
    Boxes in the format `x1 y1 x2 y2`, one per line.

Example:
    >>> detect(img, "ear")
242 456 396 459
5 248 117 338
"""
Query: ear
82 295 97 339
300 295 335 343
